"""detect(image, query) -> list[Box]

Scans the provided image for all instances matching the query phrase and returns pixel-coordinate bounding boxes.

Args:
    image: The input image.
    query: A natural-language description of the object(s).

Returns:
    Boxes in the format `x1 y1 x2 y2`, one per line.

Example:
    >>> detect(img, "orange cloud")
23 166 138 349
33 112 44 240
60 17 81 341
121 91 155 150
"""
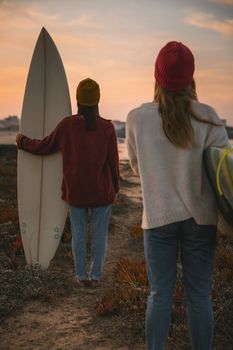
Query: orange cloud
209 0 233 5
67 15 104 29
0 1 59 29
184 11 233 37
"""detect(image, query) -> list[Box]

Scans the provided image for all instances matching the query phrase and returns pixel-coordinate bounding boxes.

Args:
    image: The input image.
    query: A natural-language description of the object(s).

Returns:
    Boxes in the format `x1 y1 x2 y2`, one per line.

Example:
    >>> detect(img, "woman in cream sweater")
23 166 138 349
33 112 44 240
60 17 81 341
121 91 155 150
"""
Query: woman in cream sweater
126 42 230 350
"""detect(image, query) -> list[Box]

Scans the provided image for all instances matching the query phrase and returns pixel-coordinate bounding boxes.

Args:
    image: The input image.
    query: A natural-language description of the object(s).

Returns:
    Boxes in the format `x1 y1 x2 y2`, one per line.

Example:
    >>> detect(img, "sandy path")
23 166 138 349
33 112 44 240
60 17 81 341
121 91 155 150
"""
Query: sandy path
0 160 146 350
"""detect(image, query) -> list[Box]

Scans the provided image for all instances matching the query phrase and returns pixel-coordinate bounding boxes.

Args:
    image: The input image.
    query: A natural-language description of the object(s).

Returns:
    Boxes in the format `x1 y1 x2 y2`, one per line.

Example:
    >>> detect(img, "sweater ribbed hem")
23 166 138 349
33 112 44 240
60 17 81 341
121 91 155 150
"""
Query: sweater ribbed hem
193 213 217 226
62 195 115 208
141 210 217 229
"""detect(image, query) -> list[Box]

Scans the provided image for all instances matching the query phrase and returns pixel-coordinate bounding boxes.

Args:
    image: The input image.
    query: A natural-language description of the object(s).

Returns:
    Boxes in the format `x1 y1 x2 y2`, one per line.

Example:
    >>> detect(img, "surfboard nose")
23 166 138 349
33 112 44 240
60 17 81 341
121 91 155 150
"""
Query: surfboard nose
41 27 48 35
39 27 51 41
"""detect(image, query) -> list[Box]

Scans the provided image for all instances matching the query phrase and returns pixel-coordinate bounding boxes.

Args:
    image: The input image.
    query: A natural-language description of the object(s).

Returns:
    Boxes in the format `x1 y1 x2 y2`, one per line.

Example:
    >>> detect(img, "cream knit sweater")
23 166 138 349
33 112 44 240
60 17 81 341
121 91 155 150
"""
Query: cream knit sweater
126 101 231 229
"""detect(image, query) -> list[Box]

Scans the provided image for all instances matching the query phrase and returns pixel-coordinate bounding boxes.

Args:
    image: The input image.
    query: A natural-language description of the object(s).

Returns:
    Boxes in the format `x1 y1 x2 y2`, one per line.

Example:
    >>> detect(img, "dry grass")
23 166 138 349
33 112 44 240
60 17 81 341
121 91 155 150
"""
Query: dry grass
96 257 149 318
129 224 143 239
215 245 233 269
113 257 149 287
0 207 19 224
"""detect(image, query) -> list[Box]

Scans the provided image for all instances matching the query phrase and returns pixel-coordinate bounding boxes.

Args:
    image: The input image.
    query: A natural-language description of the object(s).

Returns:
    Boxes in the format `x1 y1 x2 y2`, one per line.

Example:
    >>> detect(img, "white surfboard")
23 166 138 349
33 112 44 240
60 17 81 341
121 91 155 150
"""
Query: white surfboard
17 28 71 268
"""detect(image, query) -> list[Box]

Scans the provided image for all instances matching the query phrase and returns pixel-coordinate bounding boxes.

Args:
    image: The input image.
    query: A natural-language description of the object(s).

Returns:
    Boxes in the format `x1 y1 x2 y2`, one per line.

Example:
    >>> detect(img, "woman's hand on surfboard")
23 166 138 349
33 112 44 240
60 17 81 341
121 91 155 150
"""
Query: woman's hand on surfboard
16 133 24 146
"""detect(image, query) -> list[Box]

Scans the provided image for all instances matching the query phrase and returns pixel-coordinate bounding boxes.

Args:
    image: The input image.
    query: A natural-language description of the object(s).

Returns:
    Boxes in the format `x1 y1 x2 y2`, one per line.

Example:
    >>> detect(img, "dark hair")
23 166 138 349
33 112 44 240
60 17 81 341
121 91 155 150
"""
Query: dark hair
78 104 99 130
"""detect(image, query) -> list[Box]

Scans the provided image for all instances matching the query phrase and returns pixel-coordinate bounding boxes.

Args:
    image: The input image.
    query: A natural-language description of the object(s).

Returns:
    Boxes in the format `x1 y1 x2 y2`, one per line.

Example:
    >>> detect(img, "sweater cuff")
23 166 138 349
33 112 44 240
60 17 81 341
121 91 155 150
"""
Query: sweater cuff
17 134 28 150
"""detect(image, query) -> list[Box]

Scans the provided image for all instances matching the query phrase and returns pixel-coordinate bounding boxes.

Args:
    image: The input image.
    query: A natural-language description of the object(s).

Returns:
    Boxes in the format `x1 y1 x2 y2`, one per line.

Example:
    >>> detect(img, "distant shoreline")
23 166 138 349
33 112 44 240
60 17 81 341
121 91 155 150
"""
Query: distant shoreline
0 131 232 148
0 131 17 145
0 132 126 145
0 133 128 160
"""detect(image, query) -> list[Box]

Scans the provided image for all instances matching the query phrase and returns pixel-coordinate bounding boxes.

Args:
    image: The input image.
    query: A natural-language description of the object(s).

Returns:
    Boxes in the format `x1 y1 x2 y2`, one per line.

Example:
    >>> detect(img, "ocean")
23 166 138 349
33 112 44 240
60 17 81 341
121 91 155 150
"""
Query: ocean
0 131 232 152
0 131 128 160
0 131 17 145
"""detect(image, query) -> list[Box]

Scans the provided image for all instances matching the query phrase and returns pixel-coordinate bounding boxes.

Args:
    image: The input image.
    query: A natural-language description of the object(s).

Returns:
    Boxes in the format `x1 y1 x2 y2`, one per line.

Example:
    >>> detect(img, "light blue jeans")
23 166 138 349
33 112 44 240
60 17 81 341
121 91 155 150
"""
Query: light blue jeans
69 205 112 281
144 218 217 350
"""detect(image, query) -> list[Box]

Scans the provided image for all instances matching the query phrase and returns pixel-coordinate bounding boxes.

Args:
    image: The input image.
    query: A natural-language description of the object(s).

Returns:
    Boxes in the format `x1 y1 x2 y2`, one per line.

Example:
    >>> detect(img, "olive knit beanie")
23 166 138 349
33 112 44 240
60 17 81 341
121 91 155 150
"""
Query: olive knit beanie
76 78 100 106
154 41 195 92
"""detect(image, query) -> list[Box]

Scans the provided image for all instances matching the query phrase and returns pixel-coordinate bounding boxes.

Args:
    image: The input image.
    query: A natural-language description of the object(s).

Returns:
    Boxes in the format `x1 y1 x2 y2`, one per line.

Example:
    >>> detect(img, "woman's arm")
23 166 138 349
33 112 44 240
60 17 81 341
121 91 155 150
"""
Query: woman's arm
107 125 120 193
126 113 139 175
204 109 231 149
16 119 65 155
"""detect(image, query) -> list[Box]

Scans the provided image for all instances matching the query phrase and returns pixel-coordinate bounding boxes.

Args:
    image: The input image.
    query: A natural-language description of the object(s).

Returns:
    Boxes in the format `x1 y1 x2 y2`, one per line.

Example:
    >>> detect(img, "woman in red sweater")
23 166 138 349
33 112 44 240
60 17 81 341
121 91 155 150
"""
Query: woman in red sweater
16 78 120 287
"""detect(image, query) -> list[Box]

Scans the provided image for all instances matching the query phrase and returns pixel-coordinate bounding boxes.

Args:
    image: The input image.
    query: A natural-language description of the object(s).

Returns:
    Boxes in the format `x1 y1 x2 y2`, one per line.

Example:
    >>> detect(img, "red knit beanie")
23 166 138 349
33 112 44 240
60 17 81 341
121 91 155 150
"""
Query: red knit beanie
154 41 195 92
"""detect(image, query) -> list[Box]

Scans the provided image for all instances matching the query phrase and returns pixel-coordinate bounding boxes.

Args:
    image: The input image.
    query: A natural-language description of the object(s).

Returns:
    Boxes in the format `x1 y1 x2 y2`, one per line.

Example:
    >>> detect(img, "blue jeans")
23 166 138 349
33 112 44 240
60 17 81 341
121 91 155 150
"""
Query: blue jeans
69 205 112 281
144 218 217 350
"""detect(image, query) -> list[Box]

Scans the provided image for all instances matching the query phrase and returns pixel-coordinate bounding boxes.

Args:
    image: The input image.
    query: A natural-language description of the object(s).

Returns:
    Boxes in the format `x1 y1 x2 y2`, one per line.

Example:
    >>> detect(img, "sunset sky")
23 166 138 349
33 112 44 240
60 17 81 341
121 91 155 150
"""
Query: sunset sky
0 0 233 124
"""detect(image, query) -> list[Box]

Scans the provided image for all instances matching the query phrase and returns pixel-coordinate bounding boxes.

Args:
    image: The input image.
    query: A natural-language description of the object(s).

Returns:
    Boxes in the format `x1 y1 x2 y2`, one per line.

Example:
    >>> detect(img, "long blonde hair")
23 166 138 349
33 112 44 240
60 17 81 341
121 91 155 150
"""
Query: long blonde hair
154 80 222 148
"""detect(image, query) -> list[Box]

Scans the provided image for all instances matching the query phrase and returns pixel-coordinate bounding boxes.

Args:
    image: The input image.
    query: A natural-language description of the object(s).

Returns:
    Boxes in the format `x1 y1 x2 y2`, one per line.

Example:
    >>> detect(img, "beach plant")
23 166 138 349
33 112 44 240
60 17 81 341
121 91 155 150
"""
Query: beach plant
0 167 16 177
95 256 149 317
215 245 233 269
61 216 72 243
95 285 148 317
129 224 143 239
0 207 19 224
62 248 73 259
113 256 149 287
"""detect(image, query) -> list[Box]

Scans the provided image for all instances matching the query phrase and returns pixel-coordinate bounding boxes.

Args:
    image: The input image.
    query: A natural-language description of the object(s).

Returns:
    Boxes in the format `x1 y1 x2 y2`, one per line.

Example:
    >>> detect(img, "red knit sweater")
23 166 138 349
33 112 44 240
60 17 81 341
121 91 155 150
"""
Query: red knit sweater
17 115 120 207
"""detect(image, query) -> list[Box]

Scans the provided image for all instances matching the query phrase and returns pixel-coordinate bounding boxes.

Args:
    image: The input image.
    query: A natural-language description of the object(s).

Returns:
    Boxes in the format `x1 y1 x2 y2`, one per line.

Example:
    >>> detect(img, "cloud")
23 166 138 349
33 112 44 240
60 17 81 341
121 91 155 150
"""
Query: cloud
67 14 104 29
209 0 233 5
184 11 233 37
0 1 59 28
0 0 104 39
